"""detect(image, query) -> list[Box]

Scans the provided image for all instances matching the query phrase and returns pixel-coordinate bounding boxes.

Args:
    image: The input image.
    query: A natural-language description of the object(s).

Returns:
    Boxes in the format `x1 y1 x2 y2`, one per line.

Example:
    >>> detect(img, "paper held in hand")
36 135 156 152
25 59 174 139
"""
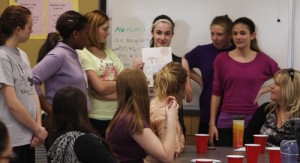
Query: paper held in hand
142 47 172 87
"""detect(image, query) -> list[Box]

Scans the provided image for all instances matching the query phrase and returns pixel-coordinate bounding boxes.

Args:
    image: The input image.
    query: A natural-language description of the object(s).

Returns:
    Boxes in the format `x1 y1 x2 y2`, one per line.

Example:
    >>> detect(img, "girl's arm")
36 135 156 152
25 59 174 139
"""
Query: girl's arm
132 99 178 163
181 58 193 103
2 85 48 142
86 70 116 95
209 95 221 145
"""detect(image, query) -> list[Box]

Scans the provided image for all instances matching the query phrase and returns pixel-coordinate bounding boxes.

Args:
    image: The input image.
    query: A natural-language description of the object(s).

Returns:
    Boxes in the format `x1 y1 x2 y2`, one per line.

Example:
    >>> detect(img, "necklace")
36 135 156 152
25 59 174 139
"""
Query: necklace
280 114 286 123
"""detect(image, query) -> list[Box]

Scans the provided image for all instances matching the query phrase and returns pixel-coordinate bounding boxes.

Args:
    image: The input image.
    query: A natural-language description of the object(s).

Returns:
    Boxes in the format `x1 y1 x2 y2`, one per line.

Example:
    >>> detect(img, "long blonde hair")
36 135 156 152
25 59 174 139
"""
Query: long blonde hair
268 68 300 117
153 62 187 106
106 68 150 135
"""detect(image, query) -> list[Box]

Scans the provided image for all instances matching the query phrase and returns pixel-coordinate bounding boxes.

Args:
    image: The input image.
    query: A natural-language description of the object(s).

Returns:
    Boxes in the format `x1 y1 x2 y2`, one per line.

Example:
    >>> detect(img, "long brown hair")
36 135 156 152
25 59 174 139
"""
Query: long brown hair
49 87 115 157
106 68 150 135
0 5 31 45
85 10 109 50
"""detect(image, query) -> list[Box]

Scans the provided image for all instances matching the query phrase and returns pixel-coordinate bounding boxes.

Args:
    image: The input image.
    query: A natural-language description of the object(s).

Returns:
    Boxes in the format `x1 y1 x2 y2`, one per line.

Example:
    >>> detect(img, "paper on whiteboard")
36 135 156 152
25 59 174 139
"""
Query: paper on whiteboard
142 47 172 87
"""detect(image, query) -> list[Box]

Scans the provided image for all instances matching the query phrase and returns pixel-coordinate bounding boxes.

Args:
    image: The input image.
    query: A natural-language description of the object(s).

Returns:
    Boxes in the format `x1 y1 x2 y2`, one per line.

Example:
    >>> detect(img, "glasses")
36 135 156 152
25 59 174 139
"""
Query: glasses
287 68 295 82
0 152 16 161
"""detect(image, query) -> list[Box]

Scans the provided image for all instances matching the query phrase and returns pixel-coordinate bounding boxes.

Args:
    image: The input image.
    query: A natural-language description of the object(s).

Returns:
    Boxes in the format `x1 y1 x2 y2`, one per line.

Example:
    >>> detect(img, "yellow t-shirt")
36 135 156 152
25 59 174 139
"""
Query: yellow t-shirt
78 48 123 120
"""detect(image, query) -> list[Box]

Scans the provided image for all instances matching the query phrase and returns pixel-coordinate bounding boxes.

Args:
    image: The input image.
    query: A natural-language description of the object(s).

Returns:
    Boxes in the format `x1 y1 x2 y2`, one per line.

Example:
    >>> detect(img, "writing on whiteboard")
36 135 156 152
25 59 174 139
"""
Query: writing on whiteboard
112 25 150 68
115 26 146 33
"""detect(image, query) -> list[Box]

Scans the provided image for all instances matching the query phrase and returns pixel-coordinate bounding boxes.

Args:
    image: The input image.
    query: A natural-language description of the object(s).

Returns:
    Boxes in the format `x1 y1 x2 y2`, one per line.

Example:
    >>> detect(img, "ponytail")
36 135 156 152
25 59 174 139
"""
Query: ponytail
37 32 62 63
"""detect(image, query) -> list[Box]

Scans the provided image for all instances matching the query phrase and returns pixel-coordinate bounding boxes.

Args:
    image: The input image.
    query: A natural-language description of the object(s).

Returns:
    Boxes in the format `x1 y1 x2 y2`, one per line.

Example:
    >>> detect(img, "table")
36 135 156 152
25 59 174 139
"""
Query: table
174 146 270 163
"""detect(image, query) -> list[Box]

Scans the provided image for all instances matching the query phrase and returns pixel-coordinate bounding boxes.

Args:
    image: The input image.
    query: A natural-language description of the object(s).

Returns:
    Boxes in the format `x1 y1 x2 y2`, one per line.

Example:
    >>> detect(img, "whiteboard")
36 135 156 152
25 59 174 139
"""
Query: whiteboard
107 0 290 109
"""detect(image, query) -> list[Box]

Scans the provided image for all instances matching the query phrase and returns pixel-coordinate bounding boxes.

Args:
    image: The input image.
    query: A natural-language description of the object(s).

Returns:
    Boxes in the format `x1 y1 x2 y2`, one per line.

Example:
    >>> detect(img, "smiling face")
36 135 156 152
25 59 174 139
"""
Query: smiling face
232 23 255 49
270 74 281 103
152 21 174 47
210 25 231 50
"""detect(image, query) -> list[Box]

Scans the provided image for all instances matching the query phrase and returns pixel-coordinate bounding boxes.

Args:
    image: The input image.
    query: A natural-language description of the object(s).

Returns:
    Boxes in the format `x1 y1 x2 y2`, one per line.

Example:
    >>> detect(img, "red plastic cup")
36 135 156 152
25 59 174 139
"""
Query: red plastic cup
195 134 209 154
254 134 268 154
227 155 244 163
267 147 282 163
245 144 260 163
195 159 213 163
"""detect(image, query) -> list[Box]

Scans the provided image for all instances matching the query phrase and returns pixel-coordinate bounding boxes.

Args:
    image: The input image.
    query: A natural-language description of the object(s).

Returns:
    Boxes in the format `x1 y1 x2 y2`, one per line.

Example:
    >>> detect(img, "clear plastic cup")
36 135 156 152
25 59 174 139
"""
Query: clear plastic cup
233 116 244 148
280 140 299 163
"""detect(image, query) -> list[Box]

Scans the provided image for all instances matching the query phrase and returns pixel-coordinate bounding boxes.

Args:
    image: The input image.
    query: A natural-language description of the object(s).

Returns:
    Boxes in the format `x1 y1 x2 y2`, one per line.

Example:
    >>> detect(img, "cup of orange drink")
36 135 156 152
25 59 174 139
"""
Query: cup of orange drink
233 115 244 148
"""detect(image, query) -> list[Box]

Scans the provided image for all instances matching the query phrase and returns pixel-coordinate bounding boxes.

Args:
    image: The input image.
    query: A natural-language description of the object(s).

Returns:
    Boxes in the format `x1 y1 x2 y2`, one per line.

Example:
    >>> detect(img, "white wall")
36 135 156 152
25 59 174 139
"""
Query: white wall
107 0 292 109
294 0 300 70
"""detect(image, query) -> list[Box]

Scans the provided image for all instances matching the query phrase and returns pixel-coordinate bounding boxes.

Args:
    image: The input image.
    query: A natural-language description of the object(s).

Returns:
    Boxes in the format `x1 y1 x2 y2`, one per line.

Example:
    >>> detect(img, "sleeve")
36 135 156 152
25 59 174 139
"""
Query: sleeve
0 57 14 87
267 55 280 75
78 50 96 71
244 102 270 144
32 52 64 95
185 46 199 69
19 49 31 67
212 54 223 96
261 52 280 76
74 134 117 163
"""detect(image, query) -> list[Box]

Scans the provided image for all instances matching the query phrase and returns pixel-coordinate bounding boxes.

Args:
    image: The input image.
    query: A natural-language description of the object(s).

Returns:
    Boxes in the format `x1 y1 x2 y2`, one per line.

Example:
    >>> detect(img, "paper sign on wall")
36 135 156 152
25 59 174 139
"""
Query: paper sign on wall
142 47 172 87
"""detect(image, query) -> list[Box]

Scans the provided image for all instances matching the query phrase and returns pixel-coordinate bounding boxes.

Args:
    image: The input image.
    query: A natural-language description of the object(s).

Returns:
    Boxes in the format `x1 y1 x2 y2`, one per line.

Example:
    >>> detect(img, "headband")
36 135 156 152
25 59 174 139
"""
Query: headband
152 19 173 28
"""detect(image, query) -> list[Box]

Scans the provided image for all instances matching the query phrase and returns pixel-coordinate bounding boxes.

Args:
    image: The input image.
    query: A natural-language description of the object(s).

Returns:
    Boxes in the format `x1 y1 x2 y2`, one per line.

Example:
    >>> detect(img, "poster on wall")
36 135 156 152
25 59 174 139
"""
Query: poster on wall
9 0 78 39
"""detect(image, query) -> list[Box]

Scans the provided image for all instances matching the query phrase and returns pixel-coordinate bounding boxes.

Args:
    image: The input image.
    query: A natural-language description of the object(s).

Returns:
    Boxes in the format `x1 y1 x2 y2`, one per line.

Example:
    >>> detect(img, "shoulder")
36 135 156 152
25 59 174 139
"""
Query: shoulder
257 52 276 61
172 53 182 63
75 133 100 146
105 48 121 60
104 48 116 56
150 102 165 121
215 51 228 60
77 48 94 60
190 43 214 53
256 52 280 70
0 47 9 60
47 42 74 58
74 133 117 163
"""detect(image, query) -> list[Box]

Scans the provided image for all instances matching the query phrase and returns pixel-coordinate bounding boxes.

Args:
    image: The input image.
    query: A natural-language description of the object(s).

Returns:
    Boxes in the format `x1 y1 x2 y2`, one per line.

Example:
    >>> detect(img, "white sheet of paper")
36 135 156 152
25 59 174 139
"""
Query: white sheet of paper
141 47 172 87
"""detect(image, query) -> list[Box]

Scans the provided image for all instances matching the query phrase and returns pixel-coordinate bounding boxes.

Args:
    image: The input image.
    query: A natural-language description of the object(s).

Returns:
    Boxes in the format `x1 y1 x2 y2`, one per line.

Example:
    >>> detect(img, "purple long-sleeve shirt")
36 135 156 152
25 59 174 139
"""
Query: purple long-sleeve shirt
32 42 91 111
213 51 280 128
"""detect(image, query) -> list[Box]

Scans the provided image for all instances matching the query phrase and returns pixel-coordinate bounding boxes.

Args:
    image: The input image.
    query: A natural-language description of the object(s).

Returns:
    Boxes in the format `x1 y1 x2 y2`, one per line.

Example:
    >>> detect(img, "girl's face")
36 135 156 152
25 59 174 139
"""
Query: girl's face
270 74 281 103
152 22 173 47
18 15 33 43
210 25 231 50
98 21 110 43
232 23 255 49
74 25 89 50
